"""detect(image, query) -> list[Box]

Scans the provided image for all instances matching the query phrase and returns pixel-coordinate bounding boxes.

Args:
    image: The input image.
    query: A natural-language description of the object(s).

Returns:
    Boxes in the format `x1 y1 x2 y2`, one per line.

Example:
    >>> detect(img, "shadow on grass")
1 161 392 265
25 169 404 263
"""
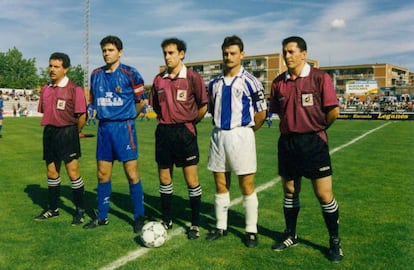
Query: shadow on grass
24 184 98 220
268 227 328 256
25 184 298 248
23 184 218 230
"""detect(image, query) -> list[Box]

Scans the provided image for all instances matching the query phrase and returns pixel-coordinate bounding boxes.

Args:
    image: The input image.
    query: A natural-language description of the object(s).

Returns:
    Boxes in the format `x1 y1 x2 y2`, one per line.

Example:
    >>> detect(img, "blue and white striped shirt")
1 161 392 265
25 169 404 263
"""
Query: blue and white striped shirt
208 67 267 130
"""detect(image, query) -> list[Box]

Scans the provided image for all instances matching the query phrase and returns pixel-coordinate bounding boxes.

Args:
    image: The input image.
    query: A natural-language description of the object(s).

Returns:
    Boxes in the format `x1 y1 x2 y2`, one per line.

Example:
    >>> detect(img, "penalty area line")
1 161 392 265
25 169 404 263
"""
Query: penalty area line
98 121 391 270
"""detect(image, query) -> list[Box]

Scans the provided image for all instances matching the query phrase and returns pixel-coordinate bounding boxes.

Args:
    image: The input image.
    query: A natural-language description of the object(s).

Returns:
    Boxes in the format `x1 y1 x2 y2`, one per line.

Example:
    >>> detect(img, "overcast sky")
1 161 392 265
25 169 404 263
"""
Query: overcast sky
1 0 413 84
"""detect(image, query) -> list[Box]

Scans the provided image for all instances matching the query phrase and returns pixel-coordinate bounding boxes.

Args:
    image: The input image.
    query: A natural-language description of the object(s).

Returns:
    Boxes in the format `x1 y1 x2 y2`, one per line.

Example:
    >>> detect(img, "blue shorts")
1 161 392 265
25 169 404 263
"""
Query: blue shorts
97 119 138 162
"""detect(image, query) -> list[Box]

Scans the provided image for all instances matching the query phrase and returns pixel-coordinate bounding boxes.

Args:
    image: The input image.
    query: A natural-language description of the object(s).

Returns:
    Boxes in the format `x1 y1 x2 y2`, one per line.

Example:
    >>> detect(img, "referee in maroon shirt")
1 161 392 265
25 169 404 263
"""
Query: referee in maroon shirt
149 38 208 240
34 52 87 226
269 36 343 262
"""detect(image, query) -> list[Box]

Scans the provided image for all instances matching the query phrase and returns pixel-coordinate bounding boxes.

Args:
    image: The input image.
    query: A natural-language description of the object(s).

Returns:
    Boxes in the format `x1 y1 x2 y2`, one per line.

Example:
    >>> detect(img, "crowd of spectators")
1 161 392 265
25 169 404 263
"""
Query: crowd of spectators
0 90 40 117
338 94 413 113
2 90 414 117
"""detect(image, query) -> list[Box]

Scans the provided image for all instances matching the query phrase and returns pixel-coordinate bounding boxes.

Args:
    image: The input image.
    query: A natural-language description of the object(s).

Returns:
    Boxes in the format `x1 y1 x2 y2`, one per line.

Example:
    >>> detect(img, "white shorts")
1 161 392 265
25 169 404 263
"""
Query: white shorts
207 127 257 175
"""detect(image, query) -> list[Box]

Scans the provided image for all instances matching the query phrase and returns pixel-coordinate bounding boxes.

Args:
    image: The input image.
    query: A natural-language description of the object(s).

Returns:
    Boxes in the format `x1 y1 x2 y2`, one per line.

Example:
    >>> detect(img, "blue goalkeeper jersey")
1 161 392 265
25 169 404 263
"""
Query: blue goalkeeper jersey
90 63 144 121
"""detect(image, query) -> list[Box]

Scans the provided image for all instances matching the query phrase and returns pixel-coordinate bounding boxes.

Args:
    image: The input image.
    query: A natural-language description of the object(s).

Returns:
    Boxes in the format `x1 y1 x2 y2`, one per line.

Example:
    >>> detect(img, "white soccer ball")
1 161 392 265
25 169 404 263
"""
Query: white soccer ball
140 221 168 248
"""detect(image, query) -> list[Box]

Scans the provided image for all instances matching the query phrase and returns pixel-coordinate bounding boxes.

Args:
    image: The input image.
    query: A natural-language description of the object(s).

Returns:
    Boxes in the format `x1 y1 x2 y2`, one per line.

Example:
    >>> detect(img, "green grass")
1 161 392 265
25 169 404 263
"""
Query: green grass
0 117 413 270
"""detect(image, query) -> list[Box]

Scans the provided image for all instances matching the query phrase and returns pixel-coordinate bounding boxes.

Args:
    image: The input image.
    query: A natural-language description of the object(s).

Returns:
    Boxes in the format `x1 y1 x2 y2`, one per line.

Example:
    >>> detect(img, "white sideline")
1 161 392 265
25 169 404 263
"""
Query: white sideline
98 122 391 270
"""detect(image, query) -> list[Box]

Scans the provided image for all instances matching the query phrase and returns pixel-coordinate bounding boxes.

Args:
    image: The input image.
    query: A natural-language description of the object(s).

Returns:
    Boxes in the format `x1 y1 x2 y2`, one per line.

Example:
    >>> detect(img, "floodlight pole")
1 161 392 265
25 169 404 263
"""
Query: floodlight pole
83 0 90 89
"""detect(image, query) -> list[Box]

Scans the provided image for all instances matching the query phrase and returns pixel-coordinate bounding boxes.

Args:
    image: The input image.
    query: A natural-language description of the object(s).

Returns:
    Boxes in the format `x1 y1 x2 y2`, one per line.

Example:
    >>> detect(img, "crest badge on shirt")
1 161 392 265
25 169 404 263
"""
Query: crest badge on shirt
301 94 314 107
57 99 66 110
235 89 242 97
176 89 187 101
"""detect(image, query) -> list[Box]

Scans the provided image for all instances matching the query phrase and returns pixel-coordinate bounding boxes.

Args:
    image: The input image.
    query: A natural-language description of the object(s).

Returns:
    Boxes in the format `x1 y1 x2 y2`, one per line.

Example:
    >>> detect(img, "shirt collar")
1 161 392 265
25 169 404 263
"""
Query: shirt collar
50 76 69 87
162 64 187 79
285 62 311 80
218 66 245 80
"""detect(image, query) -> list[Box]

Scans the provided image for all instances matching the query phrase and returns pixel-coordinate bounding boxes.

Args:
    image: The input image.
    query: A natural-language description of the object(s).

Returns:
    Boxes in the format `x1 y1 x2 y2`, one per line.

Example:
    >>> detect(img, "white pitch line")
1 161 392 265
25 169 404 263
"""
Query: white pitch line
98 121 391 270
99 228 185 270
329 122 392 155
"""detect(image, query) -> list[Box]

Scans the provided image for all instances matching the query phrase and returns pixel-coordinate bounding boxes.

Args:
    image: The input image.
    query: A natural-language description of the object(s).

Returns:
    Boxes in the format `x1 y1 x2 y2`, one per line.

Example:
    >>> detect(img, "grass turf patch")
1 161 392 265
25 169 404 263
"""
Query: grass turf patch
0 118 413 269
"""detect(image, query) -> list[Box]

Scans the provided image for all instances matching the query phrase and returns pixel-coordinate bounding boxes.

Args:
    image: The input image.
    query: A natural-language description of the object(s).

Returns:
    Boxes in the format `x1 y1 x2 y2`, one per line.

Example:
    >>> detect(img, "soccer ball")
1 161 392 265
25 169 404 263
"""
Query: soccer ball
140 221 168 248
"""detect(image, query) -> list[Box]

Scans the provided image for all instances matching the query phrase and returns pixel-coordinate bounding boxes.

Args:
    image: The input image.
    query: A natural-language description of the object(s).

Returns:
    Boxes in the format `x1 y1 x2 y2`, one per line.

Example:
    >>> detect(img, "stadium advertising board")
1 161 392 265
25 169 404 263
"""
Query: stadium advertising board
346 80 378 95
338 112 414 120
380 87 396 96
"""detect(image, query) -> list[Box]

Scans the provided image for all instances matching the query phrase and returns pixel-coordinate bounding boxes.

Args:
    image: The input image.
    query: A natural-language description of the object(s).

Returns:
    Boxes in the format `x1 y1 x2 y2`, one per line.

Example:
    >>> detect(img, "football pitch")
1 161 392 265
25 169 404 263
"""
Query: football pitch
0 117 413 270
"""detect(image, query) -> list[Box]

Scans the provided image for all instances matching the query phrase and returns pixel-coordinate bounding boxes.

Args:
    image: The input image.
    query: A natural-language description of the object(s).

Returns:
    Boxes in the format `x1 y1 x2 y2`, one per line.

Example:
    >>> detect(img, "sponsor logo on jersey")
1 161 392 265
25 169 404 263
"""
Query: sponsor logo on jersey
97 92 124 106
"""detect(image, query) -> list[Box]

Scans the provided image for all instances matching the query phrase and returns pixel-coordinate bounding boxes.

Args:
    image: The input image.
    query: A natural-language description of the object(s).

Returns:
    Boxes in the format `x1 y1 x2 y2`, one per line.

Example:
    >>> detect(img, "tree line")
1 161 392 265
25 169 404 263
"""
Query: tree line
0 47 85 91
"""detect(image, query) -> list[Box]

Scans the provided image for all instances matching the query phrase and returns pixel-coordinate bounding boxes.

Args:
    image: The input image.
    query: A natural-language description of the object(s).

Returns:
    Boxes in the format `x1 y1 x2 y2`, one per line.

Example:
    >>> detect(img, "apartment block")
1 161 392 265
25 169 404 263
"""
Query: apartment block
161 55 412 97
161 53 318 96
320 63 412 95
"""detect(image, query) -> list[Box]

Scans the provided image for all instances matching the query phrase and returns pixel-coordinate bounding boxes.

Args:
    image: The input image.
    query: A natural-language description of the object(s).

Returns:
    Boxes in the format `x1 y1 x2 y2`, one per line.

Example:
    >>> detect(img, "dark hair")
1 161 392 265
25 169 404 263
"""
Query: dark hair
221 35 244 52
161 38 187 53
282 36 307 52
49 52 71 68
100 35 123 51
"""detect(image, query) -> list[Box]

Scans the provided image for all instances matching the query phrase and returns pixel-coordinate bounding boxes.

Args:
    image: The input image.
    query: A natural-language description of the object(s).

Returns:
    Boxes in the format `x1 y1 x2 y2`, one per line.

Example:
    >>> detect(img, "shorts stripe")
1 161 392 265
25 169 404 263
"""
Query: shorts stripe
127 121 136 150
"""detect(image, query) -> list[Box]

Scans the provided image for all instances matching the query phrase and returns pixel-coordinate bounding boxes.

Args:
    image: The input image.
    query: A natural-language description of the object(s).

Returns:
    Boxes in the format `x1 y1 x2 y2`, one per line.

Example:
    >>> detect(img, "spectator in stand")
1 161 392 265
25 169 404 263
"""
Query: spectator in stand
140 102 150 121
86 103 96 126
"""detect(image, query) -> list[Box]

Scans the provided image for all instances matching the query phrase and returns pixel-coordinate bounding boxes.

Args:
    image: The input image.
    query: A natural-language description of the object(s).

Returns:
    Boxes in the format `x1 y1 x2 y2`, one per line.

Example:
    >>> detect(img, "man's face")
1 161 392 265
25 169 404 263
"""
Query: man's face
222 45 244 70
101 43 123 66
48 59 67 83
163 44 184 70
282 42 307 70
